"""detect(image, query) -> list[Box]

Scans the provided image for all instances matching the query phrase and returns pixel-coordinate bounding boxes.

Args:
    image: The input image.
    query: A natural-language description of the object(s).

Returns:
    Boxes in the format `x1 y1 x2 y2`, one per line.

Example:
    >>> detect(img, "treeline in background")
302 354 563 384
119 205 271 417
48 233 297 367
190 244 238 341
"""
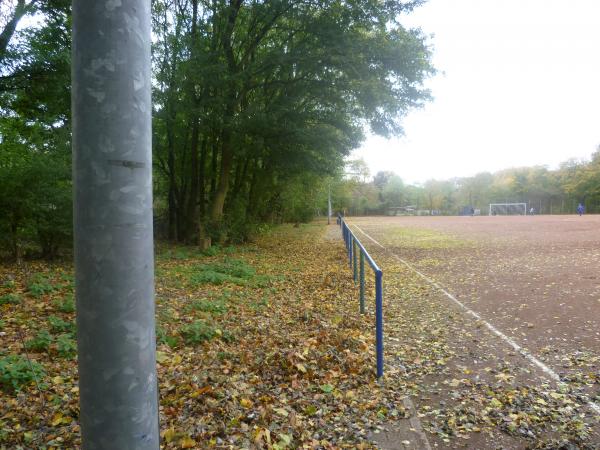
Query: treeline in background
0 0 433 260
338 152 600 217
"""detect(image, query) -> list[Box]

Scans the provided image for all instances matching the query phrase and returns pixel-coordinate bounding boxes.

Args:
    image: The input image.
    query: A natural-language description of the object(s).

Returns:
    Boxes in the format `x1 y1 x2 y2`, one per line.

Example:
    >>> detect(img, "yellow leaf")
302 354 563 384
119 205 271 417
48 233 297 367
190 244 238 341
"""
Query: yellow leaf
171 354 183 365
489 398 502 408
51 413 63 427
180 436 196 448
296 363 307 373
240 398 253 408
51 376 64 385
156 351 169 364
162 427 176 443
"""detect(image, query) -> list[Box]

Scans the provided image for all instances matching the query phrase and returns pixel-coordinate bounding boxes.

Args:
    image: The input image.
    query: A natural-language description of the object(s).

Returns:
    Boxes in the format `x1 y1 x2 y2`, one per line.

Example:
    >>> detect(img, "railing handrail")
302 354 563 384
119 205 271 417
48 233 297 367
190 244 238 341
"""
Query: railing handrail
351 232 381 273
337 214 384 379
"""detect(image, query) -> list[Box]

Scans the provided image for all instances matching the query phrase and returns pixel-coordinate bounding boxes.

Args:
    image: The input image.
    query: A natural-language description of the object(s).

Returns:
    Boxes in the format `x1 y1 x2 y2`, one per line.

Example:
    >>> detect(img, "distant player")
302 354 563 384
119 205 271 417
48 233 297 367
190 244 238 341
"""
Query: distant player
529 207 535 215
577 203 585 216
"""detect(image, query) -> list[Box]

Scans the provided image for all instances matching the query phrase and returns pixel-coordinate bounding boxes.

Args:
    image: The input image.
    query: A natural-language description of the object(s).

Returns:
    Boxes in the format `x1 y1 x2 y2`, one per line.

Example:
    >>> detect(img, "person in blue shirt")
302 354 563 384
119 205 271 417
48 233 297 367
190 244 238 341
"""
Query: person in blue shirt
577 203 585 216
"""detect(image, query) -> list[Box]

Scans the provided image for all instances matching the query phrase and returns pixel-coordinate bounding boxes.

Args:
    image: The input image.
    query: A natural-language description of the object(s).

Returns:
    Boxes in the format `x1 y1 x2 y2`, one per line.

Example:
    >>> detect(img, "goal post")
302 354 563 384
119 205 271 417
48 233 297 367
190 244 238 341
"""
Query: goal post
489 203 527 216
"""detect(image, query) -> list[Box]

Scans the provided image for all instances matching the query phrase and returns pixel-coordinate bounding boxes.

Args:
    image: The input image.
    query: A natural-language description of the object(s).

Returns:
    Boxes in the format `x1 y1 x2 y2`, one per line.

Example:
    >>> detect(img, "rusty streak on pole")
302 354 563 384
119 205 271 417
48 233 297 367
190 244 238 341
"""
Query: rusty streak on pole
72 0 159 448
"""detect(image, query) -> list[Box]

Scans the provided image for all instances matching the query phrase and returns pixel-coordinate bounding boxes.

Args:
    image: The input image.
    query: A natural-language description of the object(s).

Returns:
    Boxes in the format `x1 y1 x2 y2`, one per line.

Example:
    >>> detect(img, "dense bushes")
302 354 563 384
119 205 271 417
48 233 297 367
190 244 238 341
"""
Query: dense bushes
0 154 71 261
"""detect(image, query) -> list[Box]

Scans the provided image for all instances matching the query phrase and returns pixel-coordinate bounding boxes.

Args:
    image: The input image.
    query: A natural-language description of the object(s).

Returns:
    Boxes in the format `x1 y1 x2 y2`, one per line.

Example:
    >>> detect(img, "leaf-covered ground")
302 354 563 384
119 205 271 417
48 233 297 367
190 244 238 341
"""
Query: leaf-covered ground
1 220 599 449
1 223 410 449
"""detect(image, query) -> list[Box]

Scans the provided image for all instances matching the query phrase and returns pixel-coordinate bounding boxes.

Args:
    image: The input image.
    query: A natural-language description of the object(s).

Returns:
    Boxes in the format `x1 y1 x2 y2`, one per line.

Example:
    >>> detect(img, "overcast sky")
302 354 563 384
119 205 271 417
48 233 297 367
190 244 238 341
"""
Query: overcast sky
353 0 600 184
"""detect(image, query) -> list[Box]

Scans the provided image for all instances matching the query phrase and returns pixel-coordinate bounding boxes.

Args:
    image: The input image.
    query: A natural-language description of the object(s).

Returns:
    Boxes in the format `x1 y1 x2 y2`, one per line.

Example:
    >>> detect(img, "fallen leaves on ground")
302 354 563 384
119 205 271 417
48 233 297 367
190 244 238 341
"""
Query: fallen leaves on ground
0 223 406 449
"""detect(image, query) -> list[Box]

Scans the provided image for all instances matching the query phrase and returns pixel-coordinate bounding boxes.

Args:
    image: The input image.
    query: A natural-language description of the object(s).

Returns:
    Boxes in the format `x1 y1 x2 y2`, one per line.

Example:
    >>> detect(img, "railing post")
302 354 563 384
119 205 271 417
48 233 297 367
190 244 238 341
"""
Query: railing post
353 240 358 283
348 234 353 268
375 270 384 379
359 251 365 314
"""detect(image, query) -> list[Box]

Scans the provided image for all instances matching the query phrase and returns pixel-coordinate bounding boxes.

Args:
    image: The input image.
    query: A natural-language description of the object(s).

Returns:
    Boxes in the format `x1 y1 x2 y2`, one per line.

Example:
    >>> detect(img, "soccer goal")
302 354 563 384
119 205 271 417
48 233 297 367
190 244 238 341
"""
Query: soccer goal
489 203 527 215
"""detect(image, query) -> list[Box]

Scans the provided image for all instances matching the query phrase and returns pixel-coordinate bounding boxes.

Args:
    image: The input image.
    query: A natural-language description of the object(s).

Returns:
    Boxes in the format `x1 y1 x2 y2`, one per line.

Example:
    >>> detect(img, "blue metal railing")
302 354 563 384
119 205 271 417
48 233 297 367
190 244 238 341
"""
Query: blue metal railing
337 215 384 378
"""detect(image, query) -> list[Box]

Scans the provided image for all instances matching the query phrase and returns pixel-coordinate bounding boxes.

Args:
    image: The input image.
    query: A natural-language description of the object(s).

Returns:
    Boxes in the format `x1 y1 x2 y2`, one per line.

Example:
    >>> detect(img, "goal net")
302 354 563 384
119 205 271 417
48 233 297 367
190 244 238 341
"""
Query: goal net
489 203 527 216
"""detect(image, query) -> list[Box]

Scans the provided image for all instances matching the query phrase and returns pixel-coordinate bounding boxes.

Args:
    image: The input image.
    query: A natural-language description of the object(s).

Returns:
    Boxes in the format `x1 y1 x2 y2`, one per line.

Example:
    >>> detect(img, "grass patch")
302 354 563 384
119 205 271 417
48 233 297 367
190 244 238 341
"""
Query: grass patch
0 355 45 392
24 330 52 353
53 294 75 313
55 335 77 359
156 326 179 348
190 258 257 286
180 320 217 345
188 297 228 315
27 274 58 298
0 293 21 305
179 320 235 345
48 316 76 335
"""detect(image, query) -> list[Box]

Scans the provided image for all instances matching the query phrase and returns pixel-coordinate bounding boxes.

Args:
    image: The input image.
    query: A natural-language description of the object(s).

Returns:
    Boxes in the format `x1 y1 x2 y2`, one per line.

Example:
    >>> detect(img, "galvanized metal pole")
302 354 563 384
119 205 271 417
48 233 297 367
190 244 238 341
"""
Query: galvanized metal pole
353 240 358 283
327 184 331 225
375 270 384 378
72 0 159 448
359 252 365 314
348 234 353 268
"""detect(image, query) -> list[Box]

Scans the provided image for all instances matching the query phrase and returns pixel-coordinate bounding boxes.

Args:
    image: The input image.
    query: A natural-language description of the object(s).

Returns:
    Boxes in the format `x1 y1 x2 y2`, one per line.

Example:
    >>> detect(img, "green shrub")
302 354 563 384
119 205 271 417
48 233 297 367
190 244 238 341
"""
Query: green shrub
25 330 53 352
27 274 56 297
189 270 231 286
156 326 179 348
0 355 45 392
0 293 21 305
202 244 221 257
48 315 76 335
190 259 256 286
188 298 228 315
56 334 77 358
180 320 216 345
54 294 75 313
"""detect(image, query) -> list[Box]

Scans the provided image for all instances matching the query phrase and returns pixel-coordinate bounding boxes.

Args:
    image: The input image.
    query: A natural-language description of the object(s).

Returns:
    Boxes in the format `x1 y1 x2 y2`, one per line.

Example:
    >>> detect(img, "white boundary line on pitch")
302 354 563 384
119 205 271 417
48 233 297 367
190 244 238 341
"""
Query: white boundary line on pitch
351 224 600 416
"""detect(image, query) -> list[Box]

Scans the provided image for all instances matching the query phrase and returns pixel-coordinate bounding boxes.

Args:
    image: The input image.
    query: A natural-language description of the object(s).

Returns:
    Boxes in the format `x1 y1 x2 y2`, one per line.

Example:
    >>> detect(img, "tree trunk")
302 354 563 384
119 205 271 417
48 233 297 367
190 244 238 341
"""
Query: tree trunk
186 118 200 242
210 142 218 200
167 129 177 241
210 131 233 222
198 137 207 217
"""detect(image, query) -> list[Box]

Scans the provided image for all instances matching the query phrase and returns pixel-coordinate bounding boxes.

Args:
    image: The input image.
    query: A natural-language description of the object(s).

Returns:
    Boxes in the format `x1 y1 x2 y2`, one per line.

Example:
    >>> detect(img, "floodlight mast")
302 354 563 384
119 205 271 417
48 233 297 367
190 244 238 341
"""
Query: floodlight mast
328 184 332 225
72 1 159 449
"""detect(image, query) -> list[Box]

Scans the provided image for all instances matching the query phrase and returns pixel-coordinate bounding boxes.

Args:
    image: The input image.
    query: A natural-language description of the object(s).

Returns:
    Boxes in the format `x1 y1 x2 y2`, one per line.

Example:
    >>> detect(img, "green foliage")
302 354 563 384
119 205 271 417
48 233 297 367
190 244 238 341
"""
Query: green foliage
180 320 216 345
202 245 221 256
0 293 21 305
53 294 75 313
24 330 53 352
55 334 77 359
190 259 256 286
48 315 76 335
27 274 57 297
0 1 71 260
151 0 434 245
156 326 179 348
188 298 228 315
0 355 45 392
